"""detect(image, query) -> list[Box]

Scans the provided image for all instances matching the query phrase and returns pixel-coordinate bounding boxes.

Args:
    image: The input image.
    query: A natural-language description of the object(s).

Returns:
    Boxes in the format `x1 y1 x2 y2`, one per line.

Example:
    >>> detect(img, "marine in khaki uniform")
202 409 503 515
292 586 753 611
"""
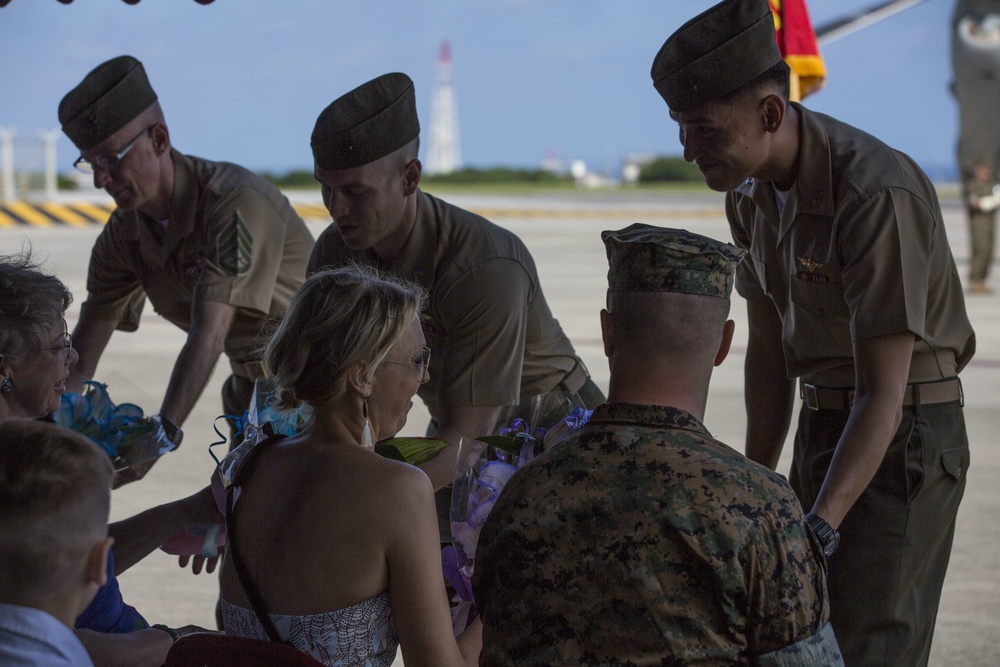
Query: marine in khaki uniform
952 0 1000 293
473 224 842 667
59 56 314 453
308 73 602 488
652 2 976 665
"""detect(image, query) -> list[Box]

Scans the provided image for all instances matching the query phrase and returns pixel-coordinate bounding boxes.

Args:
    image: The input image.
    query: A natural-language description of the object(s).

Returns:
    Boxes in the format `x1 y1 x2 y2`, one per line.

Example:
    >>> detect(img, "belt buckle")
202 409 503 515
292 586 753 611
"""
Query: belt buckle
803 384 820 411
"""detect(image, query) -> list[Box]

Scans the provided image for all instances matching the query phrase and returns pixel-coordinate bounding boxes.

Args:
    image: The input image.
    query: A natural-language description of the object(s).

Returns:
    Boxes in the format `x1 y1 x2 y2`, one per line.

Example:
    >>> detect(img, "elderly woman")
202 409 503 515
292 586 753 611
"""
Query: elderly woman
219 265 481 667
0 252 215 666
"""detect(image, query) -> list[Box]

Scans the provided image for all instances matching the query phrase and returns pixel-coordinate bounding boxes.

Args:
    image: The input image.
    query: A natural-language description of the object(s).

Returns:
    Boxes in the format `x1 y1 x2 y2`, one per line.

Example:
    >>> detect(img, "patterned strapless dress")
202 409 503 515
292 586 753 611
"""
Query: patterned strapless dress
221 590 397 667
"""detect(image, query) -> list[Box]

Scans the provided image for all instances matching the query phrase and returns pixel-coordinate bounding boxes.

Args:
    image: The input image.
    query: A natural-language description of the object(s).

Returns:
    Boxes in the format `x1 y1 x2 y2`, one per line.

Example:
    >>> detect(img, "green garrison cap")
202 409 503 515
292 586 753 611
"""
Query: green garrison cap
651 0 781 113
311 72 420 171
59 56 158 151
602 223 745 298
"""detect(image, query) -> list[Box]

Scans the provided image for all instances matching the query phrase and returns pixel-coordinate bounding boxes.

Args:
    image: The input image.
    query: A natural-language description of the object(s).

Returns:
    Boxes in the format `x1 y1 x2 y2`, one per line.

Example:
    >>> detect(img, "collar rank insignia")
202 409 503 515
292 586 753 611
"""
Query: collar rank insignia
798 256 823 273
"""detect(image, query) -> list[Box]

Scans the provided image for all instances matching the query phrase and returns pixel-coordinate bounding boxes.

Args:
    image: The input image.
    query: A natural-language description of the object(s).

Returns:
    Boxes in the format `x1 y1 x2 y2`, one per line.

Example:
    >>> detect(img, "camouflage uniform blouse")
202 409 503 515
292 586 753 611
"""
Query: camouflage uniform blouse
472 402 829 666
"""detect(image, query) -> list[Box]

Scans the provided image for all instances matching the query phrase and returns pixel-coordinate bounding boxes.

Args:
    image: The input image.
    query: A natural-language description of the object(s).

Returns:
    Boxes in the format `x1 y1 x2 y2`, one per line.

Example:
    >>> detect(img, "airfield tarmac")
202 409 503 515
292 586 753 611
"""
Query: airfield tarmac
3 188 997 665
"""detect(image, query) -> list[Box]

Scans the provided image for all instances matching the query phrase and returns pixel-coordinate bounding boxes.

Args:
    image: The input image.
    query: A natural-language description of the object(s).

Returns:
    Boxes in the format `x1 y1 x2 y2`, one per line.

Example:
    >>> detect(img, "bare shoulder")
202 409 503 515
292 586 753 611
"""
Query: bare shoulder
376 456 435 500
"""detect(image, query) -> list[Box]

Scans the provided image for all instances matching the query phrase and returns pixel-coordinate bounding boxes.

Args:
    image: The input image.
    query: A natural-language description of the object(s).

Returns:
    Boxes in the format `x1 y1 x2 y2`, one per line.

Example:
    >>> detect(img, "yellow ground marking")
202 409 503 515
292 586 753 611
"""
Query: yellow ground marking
38 202 90 227
70 201 115 223
5 201 52 226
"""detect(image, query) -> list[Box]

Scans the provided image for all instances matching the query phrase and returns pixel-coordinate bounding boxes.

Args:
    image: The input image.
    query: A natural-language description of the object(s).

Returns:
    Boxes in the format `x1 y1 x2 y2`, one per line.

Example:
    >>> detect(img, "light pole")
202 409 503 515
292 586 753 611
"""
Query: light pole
0 126 15 204
40 128 62 200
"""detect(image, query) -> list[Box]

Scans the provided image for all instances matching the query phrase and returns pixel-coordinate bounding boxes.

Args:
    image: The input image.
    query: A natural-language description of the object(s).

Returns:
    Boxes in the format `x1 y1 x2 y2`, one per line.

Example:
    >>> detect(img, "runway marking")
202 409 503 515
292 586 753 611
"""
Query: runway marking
4 201 54 226
0 200 727 227
38 202 90 227
70 201 115 222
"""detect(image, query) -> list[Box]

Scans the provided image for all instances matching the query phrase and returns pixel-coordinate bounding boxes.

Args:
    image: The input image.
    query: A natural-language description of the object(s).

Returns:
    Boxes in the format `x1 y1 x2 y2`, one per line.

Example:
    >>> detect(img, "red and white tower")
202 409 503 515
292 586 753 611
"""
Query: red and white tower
425 40 462 175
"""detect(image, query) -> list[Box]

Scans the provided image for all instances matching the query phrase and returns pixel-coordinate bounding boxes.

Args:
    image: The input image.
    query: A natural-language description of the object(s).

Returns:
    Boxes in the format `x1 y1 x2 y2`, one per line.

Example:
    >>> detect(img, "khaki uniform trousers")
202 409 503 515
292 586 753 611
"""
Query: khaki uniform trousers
790 399 969 667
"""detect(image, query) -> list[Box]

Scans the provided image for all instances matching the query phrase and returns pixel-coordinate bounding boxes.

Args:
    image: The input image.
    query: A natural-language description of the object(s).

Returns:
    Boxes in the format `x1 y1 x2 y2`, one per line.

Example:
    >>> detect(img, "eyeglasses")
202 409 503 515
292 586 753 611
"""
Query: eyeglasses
73 125 154 174
383 346 431 373
40 332 73 356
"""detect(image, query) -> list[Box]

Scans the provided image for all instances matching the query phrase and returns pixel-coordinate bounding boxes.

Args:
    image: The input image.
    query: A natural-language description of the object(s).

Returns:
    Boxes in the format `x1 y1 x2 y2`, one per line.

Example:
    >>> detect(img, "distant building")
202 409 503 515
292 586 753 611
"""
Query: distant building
425 40 462 176
621 153 657 185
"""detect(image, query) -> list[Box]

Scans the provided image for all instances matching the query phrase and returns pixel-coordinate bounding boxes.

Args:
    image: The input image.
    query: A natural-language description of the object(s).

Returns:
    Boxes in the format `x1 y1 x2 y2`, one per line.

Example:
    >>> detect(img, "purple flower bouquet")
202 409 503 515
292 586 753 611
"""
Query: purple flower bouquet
445 391 592 629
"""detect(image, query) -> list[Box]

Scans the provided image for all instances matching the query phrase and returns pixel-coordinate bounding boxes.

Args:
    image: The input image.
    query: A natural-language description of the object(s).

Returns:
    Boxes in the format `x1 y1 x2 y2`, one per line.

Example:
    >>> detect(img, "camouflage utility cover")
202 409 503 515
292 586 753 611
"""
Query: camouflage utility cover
602 223 744 298
473 401 830 666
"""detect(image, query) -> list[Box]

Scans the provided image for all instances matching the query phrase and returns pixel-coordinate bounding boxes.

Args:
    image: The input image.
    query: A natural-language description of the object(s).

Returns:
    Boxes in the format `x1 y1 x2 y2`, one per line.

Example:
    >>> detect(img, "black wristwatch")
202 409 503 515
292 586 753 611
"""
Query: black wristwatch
805 513 840 558
161 416 184 448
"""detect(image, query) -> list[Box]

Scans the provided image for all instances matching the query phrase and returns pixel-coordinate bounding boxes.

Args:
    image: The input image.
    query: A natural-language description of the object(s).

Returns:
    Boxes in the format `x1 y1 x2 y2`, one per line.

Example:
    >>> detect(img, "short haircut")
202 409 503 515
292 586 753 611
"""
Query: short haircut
265 264 426 409
608 290 731 361
0 421 113 601
0 250 73 361
722 59 791 106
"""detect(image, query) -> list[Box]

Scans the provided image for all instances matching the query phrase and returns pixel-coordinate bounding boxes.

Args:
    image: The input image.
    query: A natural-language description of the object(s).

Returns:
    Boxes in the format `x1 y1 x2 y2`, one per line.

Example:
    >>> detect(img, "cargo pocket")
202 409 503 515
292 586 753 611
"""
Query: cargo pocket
941 447 970 483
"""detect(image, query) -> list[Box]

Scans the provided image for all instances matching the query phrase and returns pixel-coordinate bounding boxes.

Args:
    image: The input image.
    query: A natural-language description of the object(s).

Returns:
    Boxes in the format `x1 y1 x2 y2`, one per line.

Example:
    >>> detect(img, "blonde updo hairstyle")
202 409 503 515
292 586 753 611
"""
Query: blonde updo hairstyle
265 264 425 410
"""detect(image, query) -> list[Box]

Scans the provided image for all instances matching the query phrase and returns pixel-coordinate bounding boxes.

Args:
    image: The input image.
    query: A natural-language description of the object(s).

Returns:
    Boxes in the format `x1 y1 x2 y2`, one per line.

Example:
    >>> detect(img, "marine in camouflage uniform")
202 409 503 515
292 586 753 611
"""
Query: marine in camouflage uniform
472 224 842 666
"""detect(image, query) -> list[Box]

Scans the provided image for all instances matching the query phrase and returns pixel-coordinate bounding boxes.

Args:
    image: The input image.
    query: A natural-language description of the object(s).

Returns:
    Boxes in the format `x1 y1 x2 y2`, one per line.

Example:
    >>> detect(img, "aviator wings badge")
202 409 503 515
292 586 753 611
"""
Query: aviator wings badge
798 256 823 273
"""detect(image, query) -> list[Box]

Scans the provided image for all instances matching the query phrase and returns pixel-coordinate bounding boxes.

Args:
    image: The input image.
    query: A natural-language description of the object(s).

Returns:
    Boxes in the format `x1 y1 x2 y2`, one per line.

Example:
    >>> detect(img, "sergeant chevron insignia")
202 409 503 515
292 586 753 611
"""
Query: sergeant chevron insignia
797 256 823 273
218 211 253 275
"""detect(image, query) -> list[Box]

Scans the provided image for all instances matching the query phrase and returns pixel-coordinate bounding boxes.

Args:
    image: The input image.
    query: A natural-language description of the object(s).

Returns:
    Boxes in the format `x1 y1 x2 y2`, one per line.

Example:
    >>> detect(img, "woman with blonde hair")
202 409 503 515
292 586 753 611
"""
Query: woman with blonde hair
219 265 481 667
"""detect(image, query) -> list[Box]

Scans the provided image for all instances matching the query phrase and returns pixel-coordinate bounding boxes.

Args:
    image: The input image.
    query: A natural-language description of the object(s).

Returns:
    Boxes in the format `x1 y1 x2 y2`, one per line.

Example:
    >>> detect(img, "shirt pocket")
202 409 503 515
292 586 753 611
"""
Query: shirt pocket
786 277 854 361
788 277 849 318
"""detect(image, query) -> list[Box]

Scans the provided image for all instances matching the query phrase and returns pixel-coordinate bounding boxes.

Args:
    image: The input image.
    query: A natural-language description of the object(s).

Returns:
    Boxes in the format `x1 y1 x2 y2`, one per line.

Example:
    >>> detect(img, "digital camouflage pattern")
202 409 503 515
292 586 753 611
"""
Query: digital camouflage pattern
602 223 745 298
472 402 832 667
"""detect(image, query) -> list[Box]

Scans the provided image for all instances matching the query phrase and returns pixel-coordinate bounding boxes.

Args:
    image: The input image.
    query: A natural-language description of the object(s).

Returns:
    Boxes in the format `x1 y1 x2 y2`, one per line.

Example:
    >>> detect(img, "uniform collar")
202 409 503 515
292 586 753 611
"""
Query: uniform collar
735 102 836 242
786 102 836 219
161 150 198 247
390 189 437 290
116 149 195 253
588 401 713 439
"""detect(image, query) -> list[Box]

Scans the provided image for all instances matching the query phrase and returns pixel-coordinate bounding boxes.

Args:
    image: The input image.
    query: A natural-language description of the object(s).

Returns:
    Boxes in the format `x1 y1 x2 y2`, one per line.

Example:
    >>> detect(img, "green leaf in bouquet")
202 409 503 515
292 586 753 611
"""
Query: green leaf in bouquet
378 437 450 466
475 435 525 457
112 422 157 452
374 442 406 461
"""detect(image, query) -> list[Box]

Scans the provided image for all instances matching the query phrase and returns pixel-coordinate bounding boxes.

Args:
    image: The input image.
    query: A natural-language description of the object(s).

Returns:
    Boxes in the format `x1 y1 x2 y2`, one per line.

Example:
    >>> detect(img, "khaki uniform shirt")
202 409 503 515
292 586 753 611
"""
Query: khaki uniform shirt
472 402 830 666
728 104 975 387
308 189 580 418
81 150 314 378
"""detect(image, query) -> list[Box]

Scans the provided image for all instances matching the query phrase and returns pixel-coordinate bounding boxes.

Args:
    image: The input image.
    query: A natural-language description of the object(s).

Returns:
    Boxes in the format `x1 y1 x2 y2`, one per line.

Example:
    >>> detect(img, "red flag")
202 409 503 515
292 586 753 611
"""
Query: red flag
770 0 827 101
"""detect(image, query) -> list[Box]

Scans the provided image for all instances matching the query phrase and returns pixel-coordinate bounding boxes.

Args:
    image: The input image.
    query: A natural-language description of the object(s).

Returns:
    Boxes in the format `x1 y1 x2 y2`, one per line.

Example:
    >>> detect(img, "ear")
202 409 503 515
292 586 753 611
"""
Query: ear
761 94 786 134
345 361 373 397
149 123 171 157
86 536 113 587
714 319 736 367
600 308 613 359
402 158 422 196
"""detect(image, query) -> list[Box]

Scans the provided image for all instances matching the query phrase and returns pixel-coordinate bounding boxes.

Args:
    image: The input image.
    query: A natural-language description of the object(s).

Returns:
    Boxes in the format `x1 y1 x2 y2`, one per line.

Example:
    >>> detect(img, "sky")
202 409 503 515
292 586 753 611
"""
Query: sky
0 0 961 179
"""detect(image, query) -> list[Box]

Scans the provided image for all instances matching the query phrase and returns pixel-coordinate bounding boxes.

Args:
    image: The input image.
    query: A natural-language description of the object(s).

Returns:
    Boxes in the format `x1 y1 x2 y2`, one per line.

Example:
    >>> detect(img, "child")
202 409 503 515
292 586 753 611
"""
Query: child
0 420 115 666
